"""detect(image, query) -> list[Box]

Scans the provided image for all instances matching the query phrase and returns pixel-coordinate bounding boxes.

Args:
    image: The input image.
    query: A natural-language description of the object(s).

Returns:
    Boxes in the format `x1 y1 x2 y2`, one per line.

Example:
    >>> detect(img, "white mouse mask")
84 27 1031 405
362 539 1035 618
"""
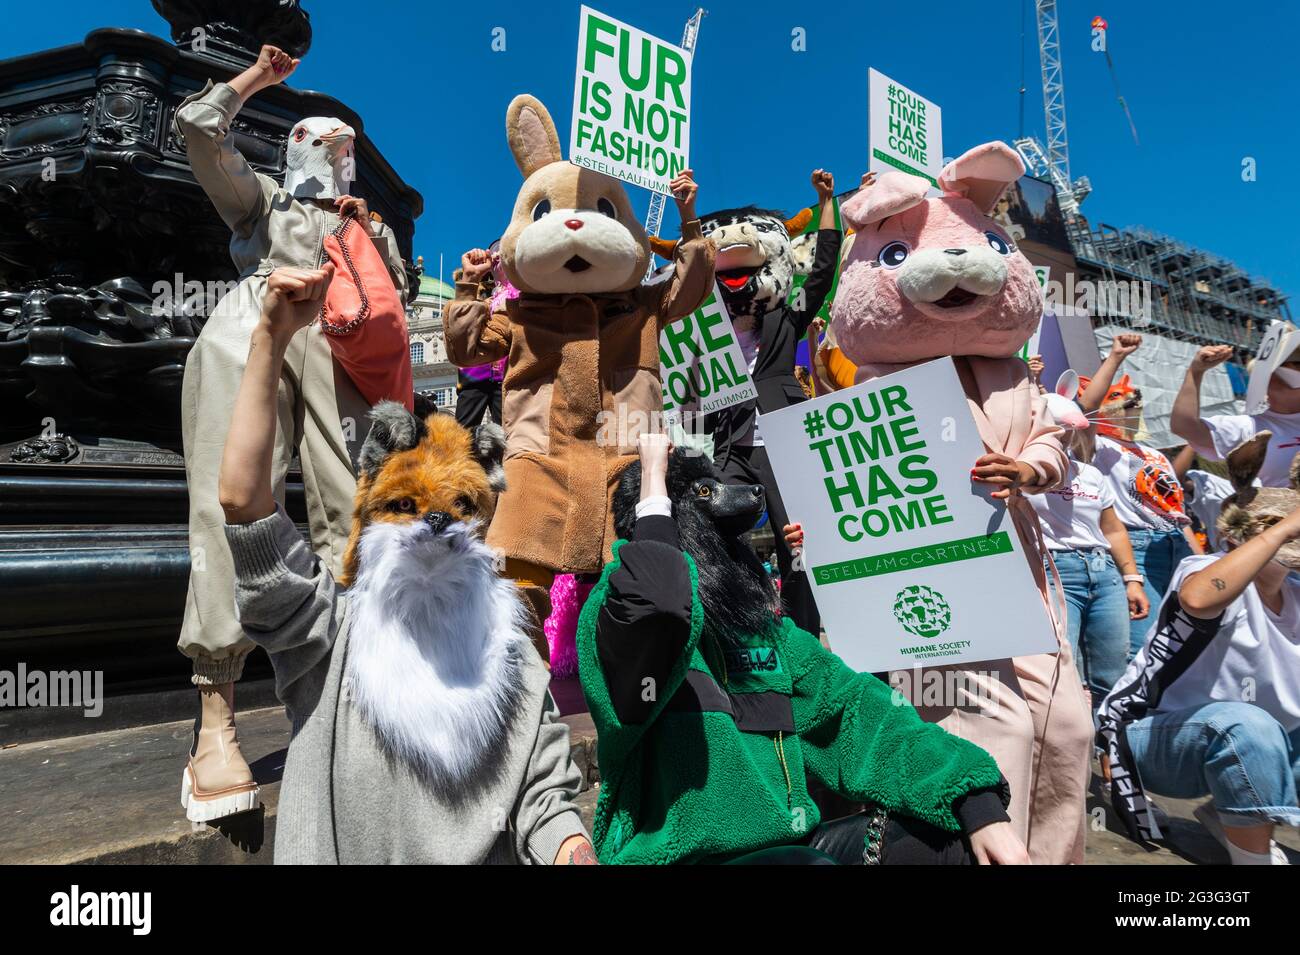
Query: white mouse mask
285 116 356 201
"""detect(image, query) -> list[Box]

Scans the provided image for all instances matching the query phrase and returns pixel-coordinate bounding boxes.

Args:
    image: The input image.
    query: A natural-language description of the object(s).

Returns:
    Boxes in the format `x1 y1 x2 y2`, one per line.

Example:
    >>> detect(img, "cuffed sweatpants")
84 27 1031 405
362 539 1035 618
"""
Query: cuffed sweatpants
178 276 368 684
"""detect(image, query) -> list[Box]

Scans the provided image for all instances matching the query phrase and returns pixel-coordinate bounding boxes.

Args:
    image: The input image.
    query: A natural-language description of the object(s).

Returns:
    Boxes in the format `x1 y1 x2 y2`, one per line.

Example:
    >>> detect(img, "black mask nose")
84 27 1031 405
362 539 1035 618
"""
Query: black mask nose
424 511 453 535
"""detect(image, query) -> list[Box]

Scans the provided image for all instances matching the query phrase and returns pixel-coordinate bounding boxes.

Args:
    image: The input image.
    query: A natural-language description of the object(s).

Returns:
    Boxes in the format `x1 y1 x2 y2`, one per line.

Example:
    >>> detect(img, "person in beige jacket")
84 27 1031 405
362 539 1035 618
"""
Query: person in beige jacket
445 95 715 660
175 45 409 822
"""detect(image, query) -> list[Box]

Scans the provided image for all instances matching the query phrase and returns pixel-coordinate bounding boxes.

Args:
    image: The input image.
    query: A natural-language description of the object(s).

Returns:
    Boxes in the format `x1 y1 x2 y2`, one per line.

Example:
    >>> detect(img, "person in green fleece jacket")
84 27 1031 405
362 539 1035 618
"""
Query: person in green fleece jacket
577 434 1028 864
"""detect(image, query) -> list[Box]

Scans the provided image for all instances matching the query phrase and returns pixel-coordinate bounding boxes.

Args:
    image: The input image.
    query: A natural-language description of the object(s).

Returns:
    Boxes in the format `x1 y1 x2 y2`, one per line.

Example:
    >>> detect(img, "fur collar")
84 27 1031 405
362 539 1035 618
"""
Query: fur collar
343 519 529 799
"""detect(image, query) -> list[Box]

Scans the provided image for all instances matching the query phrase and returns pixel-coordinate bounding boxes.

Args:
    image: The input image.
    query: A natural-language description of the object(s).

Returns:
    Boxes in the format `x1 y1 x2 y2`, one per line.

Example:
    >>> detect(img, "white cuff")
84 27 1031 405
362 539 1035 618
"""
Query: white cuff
635 495 672 519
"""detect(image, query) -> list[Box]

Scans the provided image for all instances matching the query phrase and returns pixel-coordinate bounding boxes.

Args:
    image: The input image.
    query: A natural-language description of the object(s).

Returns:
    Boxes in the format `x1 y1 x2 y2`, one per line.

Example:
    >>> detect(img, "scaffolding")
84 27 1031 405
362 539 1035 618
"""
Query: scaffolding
1070 221 1291 359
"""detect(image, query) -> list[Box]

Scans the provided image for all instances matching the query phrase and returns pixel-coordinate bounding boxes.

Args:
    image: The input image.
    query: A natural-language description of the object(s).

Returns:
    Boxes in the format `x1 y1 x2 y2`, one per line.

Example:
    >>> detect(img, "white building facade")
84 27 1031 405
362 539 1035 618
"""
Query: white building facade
406 265 459 412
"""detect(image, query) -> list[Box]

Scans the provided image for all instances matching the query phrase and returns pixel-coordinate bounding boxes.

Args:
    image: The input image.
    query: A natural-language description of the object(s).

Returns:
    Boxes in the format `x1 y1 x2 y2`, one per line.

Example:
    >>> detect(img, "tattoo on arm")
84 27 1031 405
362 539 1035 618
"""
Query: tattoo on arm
568 842 598 865
1211 578 1226 591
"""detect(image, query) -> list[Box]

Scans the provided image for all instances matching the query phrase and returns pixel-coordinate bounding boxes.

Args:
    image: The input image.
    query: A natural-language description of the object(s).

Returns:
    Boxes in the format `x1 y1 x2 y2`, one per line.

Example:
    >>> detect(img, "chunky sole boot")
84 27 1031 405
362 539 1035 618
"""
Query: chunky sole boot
181 683 260 824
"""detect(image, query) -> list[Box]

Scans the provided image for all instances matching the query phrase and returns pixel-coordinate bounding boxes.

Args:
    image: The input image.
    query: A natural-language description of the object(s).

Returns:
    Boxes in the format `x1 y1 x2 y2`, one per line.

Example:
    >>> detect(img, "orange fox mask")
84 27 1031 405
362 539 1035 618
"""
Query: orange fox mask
1078 373 1143 441
339 402 506 587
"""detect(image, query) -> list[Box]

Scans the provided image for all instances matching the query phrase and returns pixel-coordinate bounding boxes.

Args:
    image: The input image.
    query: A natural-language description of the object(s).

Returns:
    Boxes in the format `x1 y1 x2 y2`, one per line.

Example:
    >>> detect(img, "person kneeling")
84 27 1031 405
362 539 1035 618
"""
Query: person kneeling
217 267 594 864
1099 432 1300 865
577 434 1027 864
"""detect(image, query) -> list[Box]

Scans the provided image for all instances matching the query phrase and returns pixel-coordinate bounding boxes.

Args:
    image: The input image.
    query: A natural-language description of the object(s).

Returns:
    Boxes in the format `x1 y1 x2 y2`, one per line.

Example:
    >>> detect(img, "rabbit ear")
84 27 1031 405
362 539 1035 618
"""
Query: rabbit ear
938 142 1025 215
840 170 928 230
1055 369 1080 399
506 95 562 178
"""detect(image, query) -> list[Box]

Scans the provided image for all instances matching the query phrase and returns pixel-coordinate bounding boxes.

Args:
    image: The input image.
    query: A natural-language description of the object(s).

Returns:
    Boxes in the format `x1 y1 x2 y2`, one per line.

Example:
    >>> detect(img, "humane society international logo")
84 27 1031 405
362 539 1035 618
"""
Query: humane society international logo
892 585 952 639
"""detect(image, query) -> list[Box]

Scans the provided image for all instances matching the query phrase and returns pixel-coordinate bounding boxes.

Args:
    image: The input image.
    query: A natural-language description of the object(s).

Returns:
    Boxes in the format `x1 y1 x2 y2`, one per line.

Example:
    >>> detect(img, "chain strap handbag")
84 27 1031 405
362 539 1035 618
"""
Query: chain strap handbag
318 212 413 410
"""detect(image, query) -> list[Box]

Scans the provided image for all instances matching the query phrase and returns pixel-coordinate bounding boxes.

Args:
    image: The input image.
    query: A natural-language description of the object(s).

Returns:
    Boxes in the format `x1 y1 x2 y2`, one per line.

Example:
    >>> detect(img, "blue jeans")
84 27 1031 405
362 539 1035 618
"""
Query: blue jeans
1126 528 1192 656
1125 702 1300 828
1047 548 1130 703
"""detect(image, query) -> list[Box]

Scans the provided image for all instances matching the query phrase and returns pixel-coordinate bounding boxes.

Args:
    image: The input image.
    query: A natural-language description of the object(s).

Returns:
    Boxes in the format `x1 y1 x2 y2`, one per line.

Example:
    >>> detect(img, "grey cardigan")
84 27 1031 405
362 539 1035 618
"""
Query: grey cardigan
225 508 588 864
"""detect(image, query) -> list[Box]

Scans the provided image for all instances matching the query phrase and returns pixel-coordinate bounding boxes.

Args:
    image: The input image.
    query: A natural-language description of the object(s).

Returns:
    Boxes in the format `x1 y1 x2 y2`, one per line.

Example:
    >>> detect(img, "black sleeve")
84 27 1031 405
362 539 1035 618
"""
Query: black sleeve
595 515 693 724
952 778 1013 834
790 228 843 336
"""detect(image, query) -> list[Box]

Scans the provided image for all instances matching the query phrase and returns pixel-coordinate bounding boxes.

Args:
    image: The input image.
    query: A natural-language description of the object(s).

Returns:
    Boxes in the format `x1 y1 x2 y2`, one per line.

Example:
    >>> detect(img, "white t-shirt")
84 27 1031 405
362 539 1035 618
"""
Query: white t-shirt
1196 410 1300 489
1123 555 1300 733
1093 435 1190 533
1028 460 1115 552
735 325 763 447
1183 468 1235 552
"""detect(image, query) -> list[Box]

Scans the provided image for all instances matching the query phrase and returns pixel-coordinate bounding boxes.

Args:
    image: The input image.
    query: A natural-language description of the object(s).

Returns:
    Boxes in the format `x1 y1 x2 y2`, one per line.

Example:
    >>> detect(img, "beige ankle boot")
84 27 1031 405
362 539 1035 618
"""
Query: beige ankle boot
181 683 260 822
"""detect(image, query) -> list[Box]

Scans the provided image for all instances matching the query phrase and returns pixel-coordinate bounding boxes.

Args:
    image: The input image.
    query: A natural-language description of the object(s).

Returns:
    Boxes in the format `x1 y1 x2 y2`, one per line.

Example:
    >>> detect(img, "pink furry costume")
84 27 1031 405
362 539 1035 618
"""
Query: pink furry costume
543 574 592 677
830 143 1093 864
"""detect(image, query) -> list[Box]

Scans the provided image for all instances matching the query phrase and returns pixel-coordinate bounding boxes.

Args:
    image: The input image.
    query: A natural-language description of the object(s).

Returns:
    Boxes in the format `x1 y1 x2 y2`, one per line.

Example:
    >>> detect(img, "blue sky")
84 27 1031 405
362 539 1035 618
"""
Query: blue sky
6 1 1298 302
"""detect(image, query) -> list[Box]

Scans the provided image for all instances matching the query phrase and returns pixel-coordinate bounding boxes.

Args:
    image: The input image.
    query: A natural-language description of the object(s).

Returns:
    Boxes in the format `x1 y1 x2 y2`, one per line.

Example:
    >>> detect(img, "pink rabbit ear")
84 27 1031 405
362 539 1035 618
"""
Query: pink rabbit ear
840 170 929 230
938 142 1026 214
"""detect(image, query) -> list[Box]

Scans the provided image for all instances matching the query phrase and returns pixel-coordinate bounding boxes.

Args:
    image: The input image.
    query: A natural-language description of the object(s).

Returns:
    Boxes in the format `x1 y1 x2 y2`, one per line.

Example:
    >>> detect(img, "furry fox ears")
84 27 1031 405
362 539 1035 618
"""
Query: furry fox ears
506 94 563 178
840 142 1025 230
358 400 507 492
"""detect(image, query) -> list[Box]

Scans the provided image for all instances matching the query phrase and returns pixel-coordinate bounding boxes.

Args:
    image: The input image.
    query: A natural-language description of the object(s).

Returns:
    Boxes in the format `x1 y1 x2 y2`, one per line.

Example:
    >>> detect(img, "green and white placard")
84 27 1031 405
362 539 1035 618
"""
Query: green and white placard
571 6 691 195
760 357 1056 672
660 284 757 420
868 68 943 191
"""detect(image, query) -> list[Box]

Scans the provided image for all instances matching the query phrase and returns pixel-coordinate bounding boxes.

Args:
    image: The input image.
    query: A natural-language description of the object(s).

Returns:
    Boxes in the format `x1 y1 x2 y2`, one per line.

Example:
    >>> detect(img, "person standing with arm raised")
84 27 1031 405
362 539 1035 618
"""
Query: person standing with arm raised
700 169 843 637
174 44 410 823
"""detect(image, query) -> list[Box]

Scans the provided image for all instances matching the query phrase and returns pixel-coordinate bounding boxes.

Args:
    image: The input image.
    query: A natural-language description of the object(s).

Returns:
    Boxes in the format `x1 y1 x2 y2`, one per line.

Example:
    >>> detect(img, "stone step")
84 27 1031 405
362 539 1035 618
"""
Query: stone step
3 694 1295 865
0 703 600 865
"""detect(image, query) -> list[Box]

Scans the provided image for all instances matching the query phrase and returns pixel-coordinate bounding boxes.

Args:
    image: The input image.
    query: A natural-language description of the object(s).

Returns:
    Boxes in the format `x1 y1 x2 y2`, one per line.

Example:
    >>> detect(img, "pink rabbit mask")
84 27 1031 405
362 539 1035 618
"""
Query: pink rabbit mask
830 142 1041 365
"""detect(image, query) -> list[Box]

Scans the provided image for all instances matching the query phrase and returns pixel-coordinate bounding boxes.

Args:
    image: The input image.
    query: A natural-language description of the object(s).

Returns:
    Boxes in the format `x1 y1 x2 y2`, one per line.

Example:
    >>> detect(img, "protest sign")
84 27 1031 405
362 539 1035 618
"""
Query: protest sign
1017 266 1051 361
570 6 691 196
760 357 1057 672
1245 319 1293 415
868 68 943 190
660 284 757 420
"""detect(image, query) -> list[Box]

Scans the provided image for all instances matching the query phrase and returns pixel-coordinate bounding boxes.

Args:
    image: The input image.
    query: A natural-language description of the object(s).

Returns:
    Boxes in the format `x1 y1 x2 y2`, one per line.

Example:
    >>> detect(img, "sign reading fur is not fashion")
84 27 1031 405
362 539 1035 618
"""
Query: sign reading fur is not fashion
868 68 943 191
570 6 691 196
760 358 1056 672
659 285 757 420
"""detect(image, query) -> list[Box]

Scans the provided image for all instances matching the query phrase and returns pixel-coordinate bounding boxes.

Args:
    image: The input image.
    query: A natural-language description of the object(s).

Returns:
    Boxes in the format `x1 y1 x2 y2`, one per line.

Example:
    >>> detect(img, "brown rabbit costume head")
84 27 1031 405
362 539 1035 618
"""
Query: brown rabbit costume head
498 95 650 294
1217 430 1300 569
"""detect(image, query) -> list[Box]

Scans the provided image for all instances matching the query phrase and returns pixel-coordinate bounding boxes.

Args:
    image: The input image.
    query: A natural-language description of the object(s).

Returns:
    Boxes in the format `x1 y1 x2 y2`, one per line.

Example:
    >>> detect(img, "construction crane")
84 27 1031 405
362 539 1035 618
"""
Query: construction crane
1013 0 1091 239
644 7 705 275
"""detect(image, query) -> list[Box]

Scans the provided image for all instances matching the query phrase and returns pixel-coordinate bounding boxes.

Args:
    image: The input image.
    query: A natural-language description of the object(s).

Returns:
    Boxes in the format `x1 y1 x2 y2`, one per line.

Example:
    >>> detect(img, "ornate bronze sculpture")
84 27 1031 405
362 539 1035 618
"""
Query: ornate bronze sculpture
0 2 423 716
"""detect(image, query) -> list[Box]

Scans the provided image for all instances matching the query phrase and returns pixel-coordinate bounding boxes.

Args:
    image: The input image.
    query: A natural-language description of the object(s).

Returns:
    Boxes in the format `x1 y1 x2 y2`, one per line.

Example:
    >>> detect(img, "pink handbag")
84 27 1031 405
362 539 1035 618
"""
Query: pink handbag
318 213 413 410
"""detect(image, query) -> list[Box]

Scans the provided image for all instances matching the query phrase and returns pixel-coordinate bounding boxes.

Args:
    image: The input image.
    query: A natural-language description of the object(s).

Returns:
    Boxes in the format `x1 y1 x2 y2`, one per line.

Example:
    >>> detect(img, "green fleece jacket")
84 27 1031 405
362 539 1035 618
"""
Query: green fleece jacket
577 522 1006 865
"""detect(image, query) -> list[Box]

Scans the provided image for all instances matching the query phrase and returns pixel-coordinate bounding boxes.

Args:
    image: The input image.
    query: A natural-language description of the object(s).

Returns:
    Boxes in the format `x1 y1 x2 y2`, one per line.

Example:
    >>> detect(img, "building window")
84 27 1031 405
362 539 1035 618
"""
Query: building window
433 387 455 408
410 341 424 365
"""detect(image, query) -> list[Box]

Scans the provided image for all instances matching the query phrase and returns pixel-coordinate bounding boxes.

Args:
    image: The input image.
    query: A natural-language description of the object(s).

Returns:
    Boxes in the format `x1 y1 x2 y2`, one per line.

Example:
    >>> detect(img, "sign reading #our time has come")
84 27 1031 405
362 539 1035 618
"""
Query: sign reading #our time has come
760 358 1056 672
